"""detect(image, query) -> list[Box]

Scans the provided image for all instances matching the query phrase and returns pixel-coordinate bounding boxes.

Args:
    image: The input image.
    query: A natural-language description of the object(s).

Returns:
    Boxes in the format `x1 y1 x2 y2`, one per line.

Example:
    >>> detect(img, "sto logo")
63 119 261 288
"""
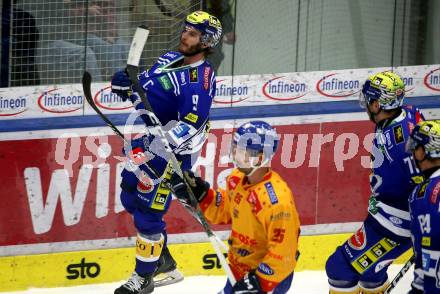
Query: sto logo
348 226 367 250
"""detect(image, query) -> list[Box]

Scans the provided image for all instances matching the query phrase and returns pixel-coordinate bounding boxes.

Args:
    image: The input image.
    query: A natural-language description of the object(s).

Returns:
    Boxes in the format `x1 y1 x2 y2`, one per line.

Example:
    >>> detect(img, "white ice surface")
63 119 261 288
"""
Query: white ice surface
12 265 413 294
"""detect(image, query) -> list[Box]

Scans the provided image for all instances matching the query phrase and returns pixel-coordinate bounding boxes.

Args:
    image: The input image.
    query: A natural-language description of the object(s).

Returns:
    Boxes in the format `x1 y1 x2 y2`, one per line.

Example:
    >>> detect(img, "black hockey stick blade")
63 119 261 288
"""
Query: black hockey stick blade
81 71 126 140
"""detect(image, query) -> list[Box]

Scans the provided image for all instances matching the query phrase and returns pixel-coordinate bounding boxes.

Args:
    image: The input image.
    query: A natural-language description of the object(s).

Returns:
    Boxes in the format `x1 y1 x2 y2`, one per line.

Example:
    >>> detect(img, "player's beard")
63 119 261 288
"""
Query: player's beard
178 41 205 57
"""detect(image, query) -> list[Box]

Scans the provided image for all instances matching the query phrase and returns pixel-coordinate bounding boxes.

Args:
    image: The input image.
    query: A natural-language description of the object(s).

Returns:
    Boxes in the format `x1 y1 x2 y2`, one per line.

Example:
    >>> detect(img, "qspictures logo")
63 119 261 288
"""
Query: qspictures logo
66 258 100 280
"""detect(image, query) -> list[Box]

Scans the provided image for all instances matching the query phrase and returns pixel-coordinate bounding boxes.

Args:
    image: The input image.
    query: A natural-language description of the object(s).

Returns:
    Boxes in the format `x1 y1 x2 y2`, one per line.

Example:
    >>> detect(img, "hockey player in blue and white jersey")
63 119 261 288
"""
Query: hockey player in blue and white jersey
326 71 425 294
110 11 222 294
407 120 440 294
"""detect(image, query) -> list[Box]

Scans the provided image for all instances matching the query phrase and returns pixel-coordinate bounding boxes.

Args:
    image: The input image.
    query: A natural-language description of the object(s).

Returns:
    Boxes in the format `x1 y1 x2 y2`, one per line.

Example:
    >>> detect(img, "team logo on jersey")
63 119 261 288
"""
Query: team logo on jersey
137 171 154 194
418 182 429 199
374 259 393 273
393 125 404 144
430 181 440 205
158 75 172 91
204 67 211 90
408 121 415 134
228 176 241 190
422 236 431 246
247 190 262 214
128 147 148 165
190 68 198 83
184 113 198 123
180 72 186 85
389 216 403 225
257 263 274 275
265 182 278 205
236 248 250 257
215 191 222 207
348 225 367 250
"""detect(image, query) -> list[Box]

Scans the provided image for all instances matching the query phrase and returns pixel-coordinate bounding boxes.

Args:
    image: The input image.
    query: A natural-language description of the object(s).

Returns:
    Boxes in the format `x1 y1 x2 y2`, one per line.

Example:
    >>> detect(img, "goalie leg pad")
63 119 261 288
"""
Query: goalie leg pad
135 233 164 274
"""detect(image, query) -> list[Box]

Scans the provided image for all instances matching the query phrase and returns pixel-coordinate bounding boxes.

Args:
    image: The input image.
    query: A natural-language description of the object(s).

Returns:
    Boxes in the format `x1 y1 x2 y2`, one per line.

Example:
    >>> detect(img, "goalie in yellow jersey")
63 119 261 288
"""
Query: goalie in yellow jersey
171 120 301 293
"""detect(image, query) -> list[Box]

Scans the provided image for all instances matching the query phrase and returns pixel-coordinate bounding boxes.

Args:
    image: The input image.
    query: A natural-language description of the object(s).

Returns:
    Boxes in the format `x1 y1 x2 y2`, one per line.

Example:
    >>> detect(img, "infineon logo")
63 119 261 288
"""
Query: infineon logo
0 96 27 116
401 76 415 93
424 67 440 91
262 76 307 101
316 73 360 98
94 86 131 110
213 79 249 104
38 88 83 113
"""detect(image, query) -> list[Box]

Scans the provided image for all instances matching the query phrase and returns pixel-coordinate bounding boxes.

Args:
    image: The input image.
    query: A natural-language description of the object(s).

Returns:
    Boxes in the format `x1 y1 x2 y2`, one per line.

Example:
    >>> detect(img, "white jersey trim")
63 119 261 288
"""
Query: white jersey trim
376 202 410 220
370 212 411 237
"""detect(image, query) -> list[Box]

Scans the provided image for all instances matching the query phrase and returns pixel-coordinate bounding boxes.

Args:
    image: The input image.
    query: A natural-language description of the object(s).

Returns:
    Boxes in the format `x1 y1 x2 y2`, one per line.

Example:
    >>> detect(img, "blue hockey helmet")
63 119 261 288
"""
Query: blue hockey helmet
231 121 279 173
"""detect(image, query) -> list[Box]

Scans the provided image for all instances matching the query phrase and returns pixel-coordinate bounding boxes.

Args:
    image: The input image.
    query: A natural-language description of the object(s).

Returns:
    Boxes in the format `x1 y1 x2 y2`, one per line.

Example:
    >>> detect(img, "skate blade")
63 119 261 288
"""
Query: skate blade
153 269 184 287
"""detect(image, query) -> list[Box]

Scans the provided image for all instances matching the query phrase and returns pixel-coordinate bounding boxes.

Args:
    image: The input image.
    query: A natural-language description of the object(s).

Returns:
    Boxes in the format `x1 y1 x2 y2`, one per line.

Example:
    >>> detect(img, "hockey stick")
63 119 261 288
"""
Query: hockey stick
383 254 415 294
83 71 215 216
126 26 236 285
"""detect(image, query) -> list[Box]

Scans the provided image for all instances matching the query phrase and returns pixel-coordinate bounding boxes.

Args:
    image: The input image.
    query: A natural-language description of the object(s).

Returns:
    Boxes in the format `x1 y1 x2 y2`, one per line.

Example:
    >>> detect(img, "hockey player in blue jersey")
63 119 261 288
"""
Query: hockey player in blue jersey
110 11 222 294
407 120 440 294
325 71 425 294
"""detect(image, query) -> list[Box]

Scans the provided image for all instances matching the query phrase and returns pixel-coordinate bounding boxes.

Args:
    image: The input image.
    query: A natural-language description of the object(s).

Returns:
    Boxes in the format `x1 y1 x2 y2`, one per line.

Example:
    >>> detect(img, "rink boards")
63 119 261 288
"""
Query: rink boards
1 63 440 292
1 108 438 292
0 233 413 291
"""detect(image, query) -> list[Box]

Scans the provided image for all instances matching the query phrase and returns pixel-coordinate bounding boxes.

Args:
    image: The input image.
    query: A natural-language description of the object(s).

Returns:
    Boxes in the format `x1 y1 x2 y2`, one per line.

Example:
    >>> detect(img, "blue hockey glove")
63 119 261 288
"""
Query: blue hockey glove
111 69 132 101
231 271 262 294
170 171 209 207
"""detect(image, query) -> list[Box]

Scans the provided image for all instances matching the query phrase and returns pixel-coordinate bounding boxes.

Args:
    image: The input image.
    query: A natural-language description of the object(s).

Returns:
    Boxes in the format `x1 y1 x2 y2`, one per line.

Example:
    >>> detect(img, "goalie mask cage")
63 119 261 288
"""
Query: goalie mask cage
2 0 201 87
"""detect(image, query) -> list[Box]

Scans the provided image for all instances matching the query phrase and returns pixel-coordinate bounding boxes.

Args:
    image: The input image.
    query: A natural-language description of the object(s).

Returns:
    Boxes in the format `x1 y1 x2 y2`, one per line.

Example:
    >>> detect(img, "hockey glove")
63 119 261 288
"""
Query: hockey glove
231 271 262 294
170 171 209 207
111 69 132 101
